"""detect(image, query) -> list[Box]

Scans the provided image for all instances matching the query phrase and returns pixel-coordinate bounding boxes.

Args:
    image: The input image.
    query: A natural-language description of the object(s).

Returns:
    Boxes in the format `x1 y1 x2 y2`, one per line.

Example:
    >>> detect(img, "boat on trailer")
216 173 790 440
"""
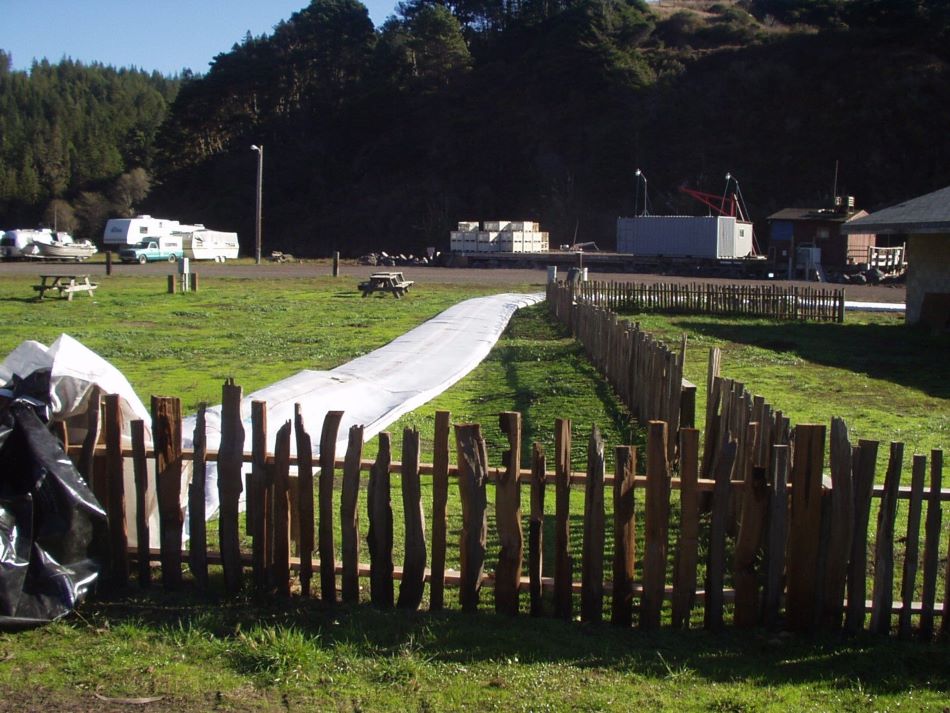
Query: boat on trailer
27 233 98 261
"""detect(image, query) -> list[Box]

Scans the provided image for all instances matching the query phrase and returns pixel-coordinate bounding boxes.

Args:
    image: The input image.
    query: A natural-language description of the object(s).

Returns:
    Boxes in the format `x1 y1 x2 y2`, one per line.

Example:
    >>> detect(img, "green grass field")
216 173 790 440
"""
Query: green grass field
0 273 947 712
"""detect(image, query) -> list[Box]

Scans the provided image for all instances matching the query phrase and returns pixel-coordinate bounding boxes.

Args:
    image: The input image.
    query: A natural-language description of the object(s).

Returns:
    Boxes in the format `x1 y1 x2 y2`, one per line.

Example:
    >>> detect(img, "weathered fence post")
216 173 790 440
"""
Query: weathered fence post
341 424 364 604
188 404 208 590
104 393 128 586
529 443 547 617
786 424 826 632
250 400 269 590
553 418 573 620
131 419 150 587
456 423 489 613
319 411 344 604
78 385 102 493
919 450 943 640
641 421 671 630
870 442 903 635
763 444 790 629
612 444 637 627
898 454 927 640
367 432 394 609
272 421 292 596
398 428 426 610
430 411 451 611
733 461 768 629
496 412 524 616
581 426 605 624
217 379 244 593
820 417 853 629
294 405 314 597
705 435 737 631
151 396 183 590
845 439 879 635
671 429 699 628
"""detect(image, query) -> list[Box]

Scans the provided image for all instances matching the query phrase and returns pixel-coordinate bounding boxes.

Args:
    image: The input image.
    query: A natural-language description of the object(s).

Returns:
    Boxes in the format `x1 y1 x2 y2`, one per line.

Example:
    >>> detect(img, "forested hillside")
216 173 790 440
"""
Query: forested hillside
0 53 179 236
2 0 949 253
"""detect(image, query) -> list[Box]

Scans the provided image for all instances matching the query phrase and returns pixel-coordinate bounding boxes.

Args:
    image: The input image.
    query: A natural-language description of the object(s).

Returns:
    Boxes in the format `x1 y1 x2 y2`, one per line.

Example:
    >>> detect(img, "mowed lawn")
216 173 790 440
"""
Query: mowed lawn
0 272 947 712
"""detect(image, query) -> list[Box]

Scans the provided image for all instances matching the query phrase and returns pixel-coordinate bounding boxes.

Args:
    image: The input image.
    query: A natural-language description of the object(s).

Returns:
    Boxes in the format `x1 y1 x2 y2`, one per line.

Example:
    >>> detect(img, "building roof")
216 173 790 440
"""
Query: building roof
767 207 857 223
842 185 950 235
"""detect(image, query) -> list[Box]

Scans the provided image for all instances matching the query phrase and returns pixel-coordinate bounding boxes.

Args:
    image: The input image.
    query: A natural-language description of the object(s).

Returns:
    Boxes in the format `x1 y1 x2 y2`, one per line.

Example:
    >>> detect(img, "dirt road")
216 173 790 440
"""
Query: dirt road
0 259 906 303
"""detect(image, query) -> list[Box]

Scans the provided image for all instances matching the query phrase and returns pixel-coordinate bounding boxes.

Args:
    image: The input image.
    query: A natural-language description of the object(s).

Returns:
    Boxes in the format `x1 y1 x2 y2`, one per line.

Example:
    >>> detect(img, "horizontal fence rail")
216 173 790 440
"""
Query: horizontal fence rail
562 279 846 323
67 384 948 641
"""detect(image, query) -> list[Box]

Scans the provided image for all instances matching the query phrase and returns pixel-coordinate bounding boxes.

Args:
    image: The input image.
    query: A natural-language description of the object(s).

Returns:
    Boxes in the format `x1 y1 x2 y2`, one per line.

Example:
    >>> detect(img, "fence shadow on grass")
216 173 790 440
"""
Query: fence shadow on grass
676 318 950 398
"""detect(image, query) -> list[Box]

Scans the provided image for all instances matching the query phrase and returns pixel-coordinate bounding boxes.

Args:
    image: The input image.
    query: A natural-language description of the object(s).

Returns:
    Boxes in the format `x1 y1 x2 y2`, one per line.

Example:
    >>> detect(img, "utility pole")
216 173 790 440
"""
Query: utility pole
251 144 263 265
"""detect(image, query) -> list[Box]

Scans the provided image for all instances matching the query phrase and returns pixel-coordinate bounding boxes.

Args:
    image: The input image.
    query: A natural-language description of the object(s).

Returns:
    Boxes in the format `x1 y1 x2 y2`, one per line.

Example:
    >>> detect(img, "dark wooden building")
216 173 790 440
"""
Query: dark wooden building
767 196 876 278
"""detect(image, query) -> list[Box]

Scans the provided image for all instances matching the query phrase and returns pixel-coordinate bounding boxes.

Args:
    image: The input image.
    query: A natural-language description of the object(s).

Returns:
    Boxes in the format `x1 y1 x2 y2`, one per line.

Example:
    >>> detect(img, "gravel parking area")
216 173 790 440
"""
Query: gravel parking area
0 259 906 303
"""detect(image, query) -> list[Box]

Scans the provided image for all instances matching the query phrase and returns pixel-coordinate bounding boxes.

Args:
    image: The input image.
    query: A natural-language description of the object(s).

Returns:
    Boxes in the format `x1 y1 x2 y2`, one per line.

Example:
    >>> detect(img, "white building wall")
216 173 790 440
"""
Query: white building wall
906 233 950 325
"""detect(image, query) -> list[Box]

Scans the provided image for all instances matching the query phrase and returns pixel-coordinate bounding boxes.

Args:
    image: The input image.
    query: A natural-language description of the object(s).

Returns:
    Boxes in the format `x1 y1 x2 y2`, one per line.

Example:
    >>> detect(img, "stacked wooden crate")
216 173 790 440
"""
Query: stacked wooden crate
449 221 549 253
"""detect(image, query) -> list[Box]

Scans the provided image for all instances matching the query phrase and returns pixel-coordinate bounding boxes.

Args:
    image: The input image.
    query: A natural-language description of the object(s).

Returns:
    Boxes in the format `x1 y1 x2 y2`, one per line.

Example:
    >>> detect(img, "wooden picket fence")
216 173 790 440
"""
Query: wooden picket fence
72 384 948 640
567 279 846 323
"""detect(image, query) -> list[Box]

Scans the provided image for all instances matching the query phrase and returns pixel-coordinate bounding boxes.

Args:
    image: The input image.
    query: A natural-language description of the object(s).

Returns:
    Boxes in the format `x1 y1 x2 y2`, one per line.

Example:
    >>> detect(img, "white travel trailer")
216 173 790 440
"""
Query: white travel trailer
103 215 197 247
103 215 239 260
177 228 240 261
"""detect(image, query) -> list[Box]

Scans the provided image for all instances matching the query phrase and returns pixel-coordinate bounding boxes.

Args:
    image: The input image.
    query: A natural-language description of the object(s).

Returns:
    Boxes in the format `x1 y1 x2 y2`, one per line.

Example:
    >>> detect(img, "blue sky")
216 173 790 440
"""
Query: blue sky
1 0 399 76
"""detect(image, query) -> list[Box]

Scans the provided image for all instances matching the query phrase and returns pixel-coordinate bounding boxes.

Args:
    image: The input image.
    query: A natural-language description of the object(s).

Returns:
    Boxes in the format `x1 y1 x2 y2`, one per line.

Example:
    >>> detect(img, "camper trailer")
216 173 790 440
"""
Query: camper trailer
177 229 240 261
103 215 239 260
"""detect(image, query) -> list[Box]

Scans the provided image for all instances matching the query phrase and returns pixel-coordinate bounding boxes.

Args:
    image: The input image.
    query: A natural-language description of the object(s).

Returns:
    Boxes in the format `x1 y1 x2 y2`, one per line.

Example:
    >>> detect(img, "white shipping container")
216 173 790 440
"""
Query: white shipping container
616 216 753 259
457 221 480 231
483 220 513 232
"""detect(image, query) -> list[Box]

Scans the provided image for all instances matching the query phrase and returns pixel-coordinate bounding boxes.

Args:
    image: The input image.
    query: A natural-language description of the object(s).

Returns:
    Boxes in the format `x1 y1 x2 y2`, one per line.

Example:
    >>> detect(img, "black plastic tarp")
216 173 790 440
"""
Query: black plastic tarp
0 370 108 630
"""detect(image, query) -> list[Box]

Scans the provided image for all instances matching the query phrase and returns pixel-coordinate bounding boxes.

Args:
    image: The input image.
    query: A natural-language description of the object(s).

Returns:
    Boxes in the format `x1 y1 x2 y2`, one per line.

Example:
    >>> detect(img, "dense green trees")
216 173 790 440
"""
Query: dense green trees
2 0 949 253
0 57 178 236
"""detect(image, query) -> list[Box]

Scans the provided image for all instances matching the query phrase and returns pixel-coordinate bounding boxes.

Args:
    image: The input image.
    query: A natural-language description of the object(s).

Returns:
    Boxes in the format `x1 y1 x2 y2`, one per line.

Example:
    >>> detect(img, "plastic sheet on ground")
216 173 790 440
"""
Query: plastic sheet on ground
185 291 544 520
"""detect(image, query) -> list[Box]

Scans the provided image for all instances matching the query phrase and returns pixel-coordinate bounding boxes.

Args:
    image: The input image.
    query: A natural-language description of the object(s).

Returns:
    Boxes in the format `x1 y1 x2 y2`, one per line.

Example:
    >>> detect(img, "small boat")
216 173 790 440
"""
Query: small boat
27 233 98 261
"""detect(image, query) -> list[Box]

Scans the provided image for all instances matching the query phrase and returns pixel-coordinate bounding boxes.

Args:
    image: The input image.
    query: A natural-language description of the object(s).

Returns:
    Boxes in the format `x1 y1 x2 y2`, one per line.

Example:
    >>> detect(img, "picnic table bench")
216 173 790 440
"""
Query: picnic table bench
33 274 98 301
358 272 414 298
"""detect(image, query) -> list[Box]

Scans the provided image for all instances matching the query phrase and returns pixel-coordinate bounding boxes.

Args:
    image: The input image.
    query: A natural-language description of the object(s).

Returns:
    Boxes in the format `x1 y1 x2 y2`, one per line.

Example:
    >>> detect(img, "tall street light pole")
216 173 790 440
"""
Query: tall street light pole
250 144 263 265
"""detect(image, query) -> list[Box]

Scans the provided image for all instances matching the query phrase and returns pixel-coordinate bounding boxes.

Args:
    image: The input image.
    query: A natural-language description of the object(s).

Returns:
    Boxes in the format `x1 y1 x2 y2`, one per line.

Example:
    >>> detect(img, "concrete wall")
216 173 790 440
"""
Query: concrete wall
906 233 950 324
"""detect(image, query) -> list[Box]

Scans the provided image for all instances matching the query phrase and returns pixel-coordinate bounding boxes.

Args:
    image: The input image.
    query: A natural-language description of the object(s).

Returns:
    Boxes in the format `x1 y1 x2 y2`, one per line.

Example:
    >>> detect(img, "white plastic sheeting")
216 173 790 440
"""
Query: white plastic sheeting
184 291 544 520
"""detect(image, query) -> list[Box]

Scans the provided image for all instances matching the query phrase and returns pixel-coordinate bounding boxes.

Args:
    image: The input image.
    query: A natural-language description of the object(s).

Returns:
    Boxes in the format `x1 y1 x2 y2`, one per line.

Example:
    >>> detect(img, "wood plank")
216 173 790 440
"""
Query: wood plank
104 393 128 586
763 444 790 629
612 444 637 627
705 435 737 631
870 442 904 636
495 412 524 616
821 417 853 630
294 405 314 597
671 429 699 628
367 432 394 608
553 418 573 620
430 411 451 611
734 462 768 629
529 443 546 617
250 401 269 590
78 385 102 494
341 424 364 604
397 428 426 610
151 396 183 590
641 421 670 630
272 421 292 596
456 423 489 613
188 404 208 590
919 450 943 641
131 419 150 588
319 411 344 604
581 426 606 624
845 440 879 634
785 424 826 632
217 379 244 593
898 454 927 640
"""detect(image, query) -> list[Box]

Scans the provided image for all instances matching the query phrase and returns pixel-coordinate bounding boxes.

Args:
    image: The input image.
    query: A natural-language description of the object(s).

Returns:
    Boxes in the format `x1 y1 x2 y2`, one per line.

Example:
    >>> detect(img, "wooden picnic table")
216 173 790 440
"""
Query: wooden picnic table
358 271 415 298
33 274 98 301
